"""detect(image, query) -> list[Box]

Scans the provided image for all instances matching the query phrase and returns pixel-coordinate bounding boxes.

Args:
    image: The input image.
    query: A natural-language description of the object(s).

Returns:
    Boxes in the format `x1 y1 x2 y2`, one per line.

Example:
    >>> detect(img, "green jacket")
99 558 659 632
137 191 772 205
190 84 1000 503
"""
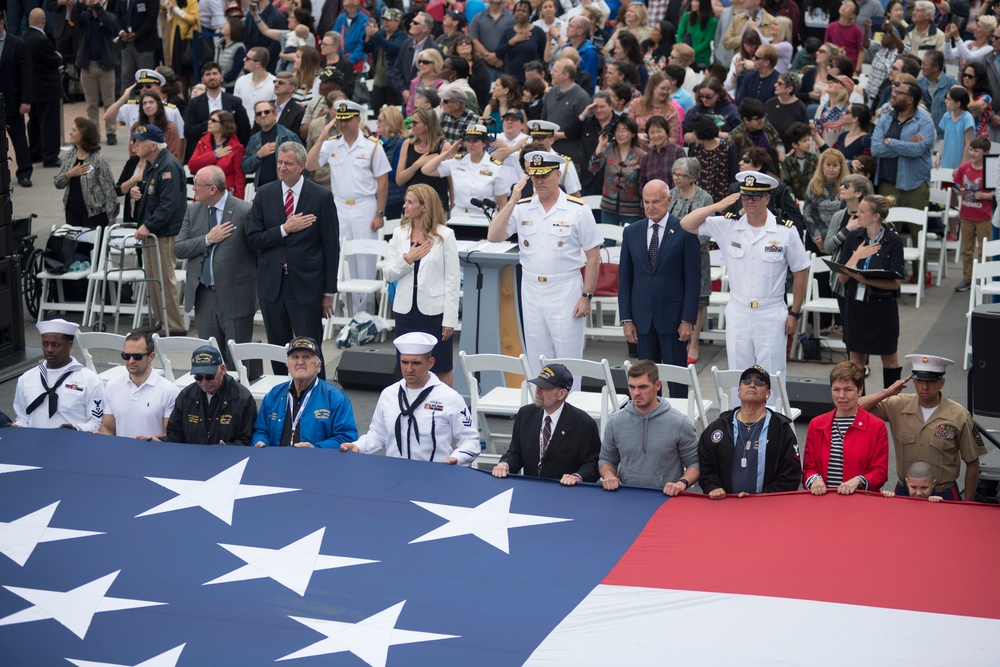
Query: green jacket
780 152 819 201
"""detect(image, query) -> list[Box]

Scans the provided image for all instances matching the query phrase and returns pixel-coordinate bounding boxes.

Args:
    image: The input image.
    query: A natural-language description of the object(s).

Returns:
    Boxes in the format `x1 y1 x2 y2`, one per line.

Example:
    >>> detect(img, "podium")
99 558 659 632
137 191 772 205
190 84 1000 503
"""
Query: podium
454 246 526 399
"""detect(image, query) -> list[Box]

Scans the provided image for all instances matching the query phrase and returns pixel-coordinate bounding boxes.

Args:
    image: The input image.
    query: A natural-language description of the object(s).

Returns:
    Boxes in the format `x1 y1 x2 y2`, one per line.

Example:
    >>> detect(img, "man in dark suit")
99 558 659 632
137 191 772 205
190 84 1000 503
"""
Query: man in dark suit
273 72 305 134
0 11 34 187
491 364 601 485
174 166 258 369
619 179 701 398
23 9 63 167
184 61 252 162
114 0 158 91
246 141 340 376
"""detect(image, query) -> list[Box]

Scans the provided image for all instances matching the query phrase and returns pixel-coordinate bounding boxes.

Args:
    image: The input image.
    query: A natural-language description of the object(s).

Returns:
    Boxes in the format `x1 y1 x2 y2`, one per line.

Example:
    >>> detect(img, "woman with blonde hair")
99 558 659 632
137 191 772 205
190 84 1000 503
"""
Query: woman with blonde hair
406 49 445 115
943 14 996 66
836 194 905 388
814 74 852 147
609 2 651 52
801 43 844 115
769 16 795 73
378 106 407 220
804 148 848 255
396 107 449 210
383 183 461 386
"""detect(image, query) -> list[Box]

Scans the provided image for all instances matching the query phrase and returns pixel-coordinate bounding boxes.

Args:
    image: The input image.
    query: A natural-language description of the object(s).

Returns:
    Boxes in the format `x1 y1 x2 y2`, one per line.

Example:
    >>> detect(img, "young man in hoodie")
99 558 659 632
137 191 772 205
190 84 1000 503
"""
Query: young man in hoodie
599 360 700 495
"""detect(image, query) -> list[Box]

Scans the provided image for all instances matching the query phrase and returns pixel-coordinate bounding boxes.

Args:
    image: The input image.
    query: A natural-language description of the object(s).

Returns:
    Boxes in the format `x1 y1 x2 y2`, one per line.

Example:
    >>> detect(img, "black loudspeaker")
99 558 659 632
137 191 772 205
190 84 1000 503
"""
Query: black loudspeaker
785 377 832 420
335 347 402 390
580 364 629 395
0 257 25 356
971 304 1000 417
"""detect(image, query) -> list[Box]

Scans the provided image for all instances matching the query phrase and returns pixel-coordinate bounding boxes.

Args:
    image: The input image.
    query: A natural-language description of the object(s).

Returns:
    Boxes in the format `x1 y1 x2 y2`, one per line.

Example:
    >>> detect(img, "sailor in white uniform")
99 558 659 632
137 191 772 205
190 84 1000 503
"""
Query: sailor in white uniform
679 171 810 392
341 332 480 465
525 119 582 196
12 319 104 431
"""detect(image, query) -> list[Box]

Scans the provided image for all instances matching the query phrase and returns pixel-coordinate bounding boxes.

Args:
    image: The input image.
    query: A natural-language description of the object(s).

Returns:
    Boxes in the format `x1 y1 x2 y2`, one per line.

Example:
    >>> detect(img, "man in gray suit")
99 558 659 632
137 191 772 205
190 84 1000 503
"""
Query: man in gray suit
175 166 258 368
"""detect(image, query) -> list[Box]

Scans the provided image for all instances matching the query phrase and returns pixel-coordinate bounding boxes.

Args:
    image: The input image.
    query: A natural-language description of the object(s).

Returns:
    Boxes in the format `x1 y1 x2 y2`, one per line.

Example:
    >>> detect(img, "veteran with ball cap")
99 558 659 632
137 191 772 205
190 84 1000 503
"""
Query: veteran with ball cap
861 353 985 501
306 94 391 316
252 336 358 448
487 150 603 376
419 123 508 224
492 363 602 484
342 332 481 465
163 345 258 446
679 170 810 403
11 319 105 431
523 121 582 196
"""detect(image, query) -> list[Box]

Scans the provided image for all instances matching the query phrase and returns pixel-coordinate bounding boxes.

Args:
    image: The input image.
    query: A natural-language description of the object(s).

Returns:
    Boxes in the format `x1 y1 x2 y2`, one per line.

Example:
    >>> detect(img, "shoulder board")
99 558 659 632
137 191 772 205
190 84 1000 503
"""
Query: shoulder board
518 196 533 203
324 134 342 141
783 219 795 228
165 102 177 109
455 152 467 159
366 134 379 143
491 158 503 166
724 211 738 219
566 195 586 205
126 99 139 105
558 153 572 163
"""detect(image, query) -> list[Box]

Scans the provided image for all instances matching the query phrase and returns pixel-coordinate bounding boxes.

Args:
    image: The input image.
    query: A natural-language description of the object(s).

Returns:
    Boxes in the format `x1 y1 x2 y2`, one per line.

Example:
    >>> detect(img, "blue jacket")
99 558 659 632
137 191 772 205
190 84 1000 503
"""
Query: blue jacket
576 40 599 94
253 379 359 448
871 107 936 191
917 73 959 138
333 10 370 66
241 124 304 185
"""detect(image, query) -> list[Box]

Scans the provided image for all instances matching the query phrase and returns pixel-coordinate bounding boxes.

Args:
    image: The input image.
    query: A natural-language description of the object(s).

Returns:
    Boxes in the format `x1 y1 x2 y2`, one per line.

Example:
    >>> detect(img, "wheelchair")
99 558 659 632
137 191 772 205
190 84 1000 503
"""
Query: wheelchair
12 214 42 320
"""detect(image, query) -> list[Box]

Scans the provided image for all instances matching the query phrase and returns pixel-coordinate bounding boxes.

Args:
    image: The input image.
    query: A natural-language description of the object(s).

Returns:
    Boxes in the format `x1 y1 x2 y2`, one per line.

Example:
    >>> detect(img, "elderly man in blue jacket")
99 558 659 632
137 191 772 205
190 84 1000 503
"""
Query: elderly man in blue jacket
253 337 358 448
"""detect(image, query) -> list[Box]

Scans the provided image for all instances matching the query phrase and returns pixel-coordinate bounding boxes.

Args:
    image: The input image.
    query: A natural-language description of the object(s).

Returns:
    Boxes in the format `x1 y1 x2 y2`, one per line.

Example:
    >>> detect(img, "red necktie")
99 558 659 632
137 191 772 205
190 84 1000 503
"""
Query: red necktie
284 188 294 218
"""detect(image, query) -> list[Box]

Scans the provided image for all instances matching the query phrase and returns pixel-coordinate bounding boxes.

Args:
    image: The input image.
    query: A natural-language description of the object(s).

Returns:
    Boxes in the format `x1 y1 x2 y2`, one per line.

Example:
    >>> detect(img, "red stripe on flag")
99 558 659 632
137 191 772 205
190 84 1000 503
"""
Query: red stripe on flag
603 492 1000 619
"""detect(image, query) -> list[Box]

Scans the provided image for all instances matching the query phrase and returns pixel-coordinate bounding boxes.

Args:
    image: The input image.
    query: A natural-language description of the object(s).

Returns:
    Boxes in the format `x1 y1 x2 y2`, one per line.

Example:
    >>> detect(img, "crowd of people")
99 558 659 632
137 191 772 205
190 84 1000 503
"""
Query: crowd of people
0 0 995 502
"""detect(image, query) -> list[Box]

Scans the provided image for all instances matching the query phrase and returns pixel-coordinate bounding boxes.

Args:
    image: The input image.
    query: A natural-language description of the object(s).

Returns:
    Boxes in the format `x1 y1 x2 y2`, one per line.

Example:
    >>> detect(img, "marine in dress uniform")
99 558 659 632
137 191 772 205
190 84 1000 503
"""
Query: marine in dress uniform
526 120 582 196
310 100 391 316
488 151 603 376
680 171 810 393
434 124 508 226
12 319 104 432
863 354 987 501
116 69 186 137
342 332 481 465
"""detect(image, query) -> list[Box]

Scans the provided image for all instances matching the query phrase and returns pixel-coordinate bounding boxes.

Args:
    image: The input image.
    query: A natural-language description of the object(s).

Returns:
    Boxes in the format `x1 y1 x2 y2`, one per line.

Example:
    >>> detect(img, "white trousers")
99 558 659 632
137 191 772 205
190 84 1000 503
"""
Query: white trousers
521 273 585 376
724 300 787 407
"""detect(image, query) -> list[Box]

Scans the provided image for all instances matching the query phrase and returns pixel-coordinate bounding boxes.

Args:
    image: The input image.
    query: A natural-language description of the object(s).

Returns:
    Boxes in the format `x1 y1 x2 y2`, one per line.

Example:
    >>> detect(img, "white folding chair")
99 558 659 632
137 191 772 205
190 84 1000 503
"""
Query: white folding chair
711 366 801 421
582 194 603 214
885 206 929 308
325 237 392 340
378 218 402 242
702 245 729 343
772 371 802 422
595 223 624 246
76 331 129 384
981 238 1000 261
963 258 1000 369
227 340 289 401
927 188 956 282
86 224 167 332
458 351 533 454
36 225 104 323
793 253 846 360
541 356 627 436
152 333 224 388
622 361 711 431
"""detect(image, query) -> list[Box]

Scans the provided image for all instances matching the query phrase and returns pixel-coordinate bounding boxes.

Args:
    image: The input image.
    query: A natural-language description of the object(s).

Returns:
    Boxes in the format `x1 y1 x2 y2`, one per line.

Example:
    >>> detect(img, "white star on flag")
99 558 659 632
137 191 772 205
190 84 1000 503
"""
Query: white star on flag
409 488 572 553
277 601 459 665
0 570 166 639
67 644 186 667
0 464 40 475
0 501 104 566
204 527 379 596
136 458 299 525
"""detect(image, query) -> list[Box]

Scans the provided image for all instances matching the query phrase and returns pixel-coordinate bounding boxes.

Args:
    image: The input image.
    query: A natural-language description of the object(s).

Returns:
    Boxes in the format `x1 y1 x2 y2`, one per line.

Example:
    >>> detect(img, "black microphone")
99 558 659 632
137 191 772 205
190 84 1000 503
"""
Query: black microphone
482 198 499 209
470 198 485 208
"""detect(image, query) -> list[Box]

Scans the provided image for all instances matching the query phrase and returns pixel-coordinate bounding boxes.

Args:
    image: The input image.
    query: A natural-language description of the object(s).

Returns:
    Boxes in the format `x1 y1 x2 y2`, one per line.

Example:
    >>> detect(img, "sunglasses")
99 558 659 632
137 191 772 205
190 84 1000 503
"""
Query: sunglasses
255 110 273 116
740 377 767 386
193 373 217 382
121 352 150 361
244 56 259 62
418 59 433 65
137 83 155 90
964 72 976 78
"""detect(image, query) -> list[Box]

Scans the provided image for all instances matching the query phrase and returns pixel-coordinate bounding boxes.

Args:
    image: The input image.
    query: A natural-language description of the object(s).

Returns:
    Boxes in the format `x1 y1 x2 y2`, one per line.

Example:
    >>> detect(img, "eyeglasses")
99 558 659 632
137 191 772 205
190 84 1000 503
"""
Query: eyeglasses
741 193 767 201
137 83 155 90
418 59 433 65
244 56 258 62
193 374 217 382
121 352 150 361
739 156 752 162
255 110 273 116
208 118 220 123
191 181 216 189
740 377 767 386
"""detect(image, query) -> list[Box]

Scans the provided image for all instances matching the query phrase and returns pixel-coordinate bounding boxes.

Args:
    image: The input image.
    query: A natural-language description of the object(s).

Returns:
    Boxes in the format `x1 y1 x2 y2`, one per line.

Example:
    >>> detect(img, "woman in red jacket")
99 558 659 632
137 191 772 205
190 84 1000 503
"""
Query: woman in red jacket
803 361 889 495
187 110 246 199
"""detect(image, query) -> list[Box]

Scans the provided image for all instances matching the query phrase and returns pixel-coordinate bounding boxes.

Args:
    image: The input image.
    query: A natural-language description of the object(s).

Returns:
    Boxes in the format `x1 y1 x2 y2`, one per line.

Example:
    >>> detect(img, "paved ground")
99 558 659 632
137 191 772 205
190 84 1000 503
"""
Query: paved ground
3 99 997 494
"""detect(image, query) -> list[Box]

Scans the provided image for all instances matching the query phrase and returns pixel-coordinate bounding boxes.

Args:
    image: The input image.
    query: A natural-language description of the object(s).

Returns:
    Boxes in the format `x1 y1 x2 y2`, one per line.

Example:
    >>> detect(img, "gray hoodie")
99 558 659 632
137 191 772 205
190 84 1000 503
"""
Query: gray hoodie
599 399 699 489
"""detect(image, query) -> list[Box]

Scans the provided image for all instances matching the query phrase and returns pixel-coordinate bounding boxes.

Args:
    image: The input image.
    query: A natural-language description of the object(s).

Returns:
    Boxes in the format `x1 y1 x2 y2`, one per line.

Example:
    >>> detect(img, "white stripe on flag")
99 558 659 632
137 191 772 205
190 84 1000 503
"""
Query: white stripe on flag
525 585 1000 666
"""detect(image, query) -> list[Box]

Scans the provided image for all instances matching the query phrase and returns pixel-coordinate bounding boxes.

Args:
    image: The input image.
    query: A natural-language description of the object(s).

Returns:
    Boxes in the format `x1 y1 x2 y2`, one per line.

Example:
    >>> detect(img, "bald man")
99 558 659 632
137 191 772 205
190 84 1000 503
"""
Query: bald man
23 8 63 167
618 180 701 397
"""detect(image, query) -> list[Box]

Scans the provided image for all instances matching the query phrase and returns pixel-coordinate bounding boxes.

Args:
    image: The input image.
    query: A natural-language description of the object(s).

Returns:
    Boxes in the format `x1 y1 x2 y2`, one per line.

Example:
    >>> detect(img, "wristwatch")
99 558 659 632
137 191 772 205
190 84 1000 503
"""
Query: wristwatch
376 210 386 217
582 293 594 300
678 479 690 489
789 310 802 320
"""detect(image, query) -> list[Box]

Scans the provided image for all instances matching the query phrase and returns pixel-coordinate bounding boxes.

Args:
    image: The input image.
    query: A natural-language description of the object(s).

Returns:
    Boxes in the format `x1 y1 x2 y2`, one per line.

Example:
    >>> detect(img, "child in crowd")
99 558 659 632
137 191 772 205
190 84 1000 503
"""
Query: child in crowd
881 461 944 502
937 86 974 170
780 122 819 201
952 135 995 292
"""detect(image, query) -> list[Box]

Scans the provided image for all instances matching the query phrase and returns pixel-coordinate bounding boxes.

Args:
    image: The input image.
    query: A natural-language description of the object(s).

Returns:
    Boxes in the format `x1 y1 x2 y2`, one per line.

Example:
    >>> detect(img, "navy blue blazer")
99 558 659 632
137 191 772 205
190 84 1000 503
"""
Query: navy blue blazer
618 214 700 335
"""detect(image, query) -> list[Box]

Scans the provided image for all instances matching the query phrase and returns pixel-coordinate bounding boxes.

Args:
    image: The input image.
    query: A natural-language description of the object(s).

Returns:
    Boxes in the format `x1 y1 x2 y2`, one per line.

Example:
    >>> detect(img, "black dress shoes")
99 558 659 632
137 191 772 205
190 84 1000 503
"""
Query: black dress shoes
17 177 32 187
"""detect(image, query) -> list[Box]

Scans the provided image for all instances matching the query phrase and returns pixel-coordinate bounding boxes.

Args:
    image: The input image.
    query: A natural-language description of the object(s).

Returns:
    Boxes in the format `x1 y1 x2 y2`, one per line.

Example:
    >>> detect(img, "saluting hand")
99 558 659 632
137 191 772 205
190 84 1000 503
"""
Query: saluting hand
510 175 529 201
717 191 743 212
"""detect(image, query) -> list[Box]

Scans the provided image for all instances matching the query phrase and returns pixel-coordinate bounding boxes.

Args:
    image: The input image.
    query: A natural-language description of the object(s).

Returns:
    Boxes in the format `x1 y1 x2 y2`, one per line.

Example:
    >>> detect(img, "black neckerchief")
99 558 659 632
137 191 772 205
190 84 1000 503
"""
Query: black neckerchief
395 384 436 459
26 365 75 418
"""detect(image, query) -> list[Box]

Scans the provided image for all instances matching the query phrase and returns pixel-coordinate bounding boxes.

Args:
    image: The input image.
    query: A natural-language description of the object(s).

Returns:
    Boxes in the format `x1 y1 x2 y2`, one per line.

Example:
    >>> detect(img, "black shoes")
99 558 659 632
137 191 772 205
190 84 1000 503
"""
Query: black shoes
17 177 32 187
107 133 117 146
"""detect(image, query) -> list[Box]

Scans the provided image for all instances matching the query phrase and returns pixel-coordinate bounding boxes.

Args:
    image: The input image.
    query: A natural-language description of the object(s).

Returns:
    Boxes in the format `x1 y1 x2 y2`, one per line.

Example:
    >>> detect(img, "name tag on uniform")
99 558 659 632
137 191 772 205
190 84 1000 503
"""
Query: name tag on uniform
424 401 444 411
731 241 741 249
935 423 957 439
522 220 533 226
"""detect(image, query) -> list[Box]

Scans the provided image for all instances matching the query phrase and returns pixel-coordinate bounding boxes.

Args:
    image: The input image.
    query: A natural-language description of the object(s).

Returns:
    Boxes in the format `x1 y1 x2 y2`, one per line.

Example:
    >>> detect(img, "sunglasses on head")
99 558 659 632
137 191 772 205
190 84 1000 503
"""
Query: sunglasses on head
121 352 150 361
740 377 767 386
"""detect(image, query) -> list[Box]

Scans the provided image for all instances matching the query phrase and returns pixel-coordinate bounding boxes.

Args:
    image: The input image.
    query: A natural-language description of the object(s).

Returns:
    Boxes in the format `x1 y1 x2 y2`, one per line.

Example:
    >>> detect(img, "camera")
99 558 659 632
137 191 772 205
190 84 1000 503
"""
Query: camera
602 112 622 137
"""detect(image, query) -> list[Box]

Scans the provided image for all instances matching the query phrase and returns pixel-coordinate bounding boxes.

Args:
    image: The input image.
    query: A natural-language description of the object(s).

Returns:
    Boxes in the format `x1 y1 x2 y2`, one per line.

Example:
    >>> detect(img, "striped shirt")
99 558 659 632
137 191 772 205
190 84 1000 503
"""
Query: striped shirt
827 416 856 486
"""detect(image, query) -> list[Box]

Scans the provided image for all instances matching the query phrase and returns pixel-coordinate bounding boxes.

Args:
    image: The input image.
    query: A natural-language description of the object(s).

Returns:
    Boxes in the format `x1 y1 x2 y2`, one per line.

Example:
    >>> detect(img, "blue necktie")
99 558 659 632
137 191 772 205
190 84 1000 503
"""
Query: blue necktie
200 206 219 287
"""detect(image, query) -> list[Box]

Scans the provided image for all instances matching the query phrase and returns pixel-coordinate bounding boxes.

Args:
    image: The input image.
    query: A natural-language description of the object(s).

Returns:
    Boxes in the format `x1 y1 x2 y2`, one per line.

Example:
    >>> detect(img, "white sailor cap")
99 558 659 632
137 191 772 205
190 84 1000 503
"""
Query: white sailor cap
906 354 954 380
524 150 566 175
333 100 364 119
36 318 80 337
394 331 438 355
735 170 779 192
135 68 166 87
527 120 560 136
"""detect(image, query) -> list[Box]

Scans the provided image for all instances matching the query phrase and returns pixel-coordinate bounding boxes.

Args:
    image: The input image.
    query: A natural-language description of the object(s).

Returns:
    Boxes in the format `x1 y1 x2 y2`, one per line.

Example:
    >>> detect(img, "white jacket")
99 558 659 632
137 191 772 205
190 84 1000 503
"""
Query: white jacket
383 223 461 328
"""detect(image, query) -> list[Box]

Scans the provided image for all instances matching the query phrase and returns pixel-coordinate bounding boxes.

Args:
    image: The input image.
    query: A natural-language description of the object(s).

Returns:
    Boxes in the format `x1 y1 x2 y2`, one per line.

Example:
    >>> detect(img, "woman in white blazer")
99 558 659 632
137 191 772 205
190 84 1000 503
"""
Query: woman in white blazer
383 183 462 386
